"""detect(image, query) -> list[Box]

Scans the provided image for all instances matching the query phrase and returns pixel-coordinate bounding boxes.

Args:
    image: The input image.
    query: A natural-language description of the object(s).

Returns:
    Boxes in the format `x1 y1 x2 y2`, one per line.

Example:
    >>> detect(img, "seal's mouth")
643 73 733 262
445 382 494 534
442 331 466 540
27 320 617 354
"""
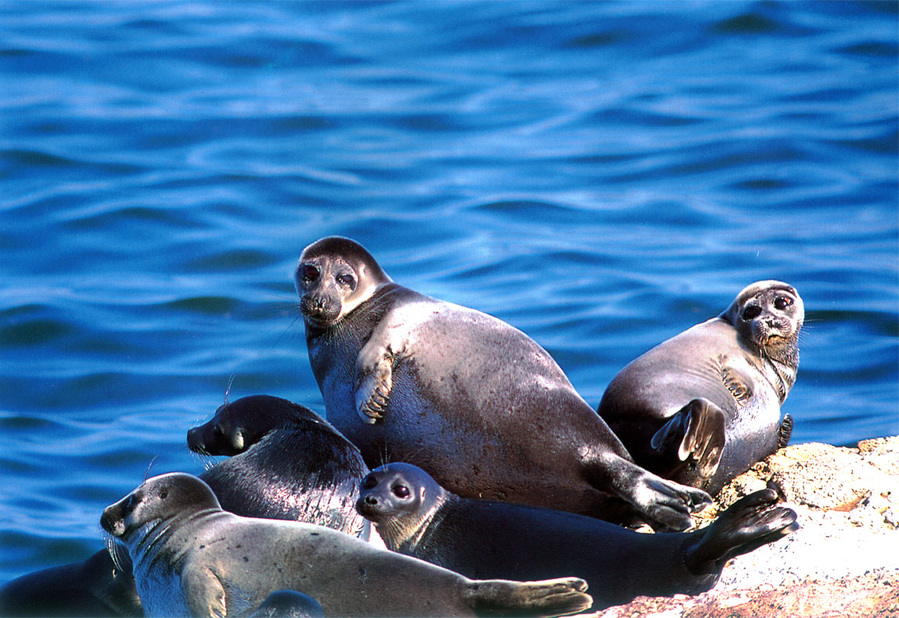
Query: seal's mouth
186 425 207 454
752 319 795 350
763 334 787 346
299 294 342 327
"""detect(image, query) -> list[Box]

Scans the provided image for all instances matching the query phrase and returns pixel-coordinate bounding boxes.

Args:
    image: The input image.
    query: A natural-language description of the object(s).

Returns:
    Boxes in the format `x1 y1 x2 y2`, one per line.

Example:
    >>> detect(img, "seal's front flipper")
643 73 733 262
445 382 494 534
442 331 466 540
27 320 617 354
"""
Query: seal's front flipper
777 413 793 449
355 339 396 425
651 398 726 480
683 488 798 575
355 366 392 424
184 567 227 618
465 577 592 617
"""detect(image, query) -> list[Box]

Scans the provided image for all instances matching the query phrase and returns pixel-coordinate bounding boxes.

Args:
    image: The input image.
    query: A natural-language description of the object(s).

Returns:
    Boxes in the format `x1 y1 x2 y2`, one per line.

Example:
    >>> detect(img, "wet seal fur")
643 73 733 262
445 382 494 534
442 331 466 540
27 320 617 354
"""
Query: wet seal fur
598 281 803 494
101 472 593 617
187 394 370 535
357 463 798 611
296 236 710 530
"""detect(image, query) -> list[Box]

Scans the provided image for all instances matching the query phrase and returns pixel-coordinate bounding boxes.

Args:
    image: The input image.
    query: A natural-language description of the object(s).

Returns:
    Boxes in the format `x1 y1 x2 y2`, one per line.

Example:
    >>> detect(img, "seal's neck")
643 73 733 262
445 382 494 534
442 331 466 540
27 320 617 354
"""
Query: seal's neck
763 356 797 403
126 509 224 578
387 492 448 554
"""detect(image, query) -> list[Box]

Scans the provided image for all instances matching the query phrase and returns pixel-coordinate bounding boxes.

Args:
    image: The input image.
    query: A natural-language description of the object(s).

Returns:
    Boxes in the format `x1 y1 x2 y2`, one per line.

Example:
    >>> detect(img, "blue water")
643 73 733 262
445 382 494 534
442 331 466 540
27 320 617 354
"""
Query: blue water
1 0 896 586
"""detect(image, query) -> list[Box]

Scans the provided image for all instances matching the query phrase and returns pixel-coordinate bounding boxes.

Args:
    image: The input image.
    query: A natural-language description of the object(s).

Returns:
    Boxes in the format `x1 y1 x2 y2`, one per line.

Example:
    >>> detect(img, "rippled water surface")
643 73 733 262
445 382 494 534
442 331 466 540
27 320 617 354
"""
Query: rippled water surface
1 1 897 583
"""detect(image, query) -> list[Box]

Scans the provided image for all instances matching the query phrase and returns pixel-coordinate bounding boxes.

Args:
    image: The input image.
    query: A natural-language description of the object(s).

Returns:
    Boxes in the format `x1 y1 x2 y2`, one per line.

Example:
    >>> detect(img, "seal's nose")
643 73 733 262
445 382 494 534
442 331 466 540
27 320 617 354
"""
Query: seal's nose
186 426 204 452
100 505 125 537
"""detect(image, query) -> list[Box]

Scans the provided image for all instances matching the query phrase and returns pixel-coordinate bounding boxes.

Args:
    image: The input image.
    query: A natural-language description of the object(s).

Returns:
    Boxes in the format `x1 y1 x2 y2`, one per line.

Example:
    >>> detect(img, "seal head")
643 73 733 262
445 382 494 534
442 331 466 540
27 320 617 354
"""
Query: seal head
295 236 391 330
356 462 449 551
101 473 219 540
721 280 803 396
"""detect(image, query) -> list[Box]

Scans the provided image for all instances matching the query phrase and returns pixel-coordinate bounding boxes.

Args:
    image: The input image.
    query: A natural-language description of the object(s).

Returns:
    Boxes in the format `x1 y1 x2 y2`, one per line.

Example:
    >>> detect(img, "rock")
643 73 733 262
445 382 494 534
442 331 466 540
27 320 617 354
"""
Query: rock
591 570 899 618
589 437 899 618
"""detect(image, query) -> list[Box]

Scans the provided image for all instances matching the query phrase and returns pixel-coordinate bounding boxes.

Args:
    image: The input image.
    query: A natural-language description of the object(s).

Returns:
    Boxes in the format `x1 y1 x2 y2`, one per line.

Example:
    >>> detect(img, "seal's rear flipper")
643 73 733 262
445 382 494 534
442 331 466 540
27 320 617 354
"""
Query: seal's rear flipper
464 577 592 617
582 453 712 531
651 398 726 480
683 488 798 575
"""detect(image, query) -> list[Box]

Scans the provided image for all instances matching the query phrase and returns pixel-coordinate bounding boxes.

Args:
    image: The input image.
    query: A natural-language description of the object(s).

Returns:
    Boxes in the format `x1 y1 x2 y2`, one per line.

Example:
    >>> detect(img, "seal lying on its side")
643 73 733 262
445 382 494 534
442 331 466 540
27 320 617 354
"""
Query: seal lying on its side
0 395 370 617
598 281 803 494
357 463 798 611
102 472 593 618
296 236 710 530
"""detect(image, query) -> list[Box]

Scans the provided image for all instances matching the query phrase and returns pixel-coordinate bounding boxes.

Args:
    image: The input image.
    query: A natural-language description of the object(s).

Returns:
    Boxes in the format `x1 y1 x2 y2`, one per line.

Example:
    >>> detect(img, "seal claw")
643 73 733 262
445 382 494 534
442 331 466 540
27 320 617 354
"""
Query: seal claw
356 373 391 424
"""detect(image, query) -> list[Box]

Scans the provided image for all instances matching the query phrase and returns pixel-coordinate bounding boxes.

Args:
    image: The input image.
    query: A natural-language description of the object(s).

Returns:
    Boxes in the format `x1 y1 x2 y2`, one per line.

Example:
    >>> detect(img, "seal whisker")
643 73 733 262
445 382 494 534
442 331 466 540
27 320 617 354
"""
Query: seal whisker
143 456 159 482
274 308 307 347
223 374 236 407
104 532 132 575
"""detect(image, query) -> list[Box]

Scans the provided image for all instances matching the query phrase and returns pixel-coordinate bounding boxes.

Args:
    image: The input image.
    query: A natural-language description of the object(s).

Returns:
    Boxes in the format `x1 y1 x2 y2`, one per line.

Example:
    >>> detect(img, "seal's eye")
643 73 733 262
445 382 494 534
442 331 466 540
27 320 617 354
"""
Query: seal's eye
361 475 379 489
774 296 793 310
300 264 320 283
159 490 168 500
742 306 762 321
392 484 410 499
336 273 356 289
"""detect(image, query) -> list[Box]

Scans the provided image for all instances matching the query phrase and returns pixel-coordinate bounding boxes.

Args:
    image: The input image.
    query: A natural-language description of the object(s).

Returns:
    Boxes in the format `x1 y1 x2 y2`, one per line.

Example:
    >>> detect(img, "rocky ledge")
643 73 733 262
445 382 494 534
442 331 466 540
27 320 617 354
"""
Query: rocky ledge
593 436 899 618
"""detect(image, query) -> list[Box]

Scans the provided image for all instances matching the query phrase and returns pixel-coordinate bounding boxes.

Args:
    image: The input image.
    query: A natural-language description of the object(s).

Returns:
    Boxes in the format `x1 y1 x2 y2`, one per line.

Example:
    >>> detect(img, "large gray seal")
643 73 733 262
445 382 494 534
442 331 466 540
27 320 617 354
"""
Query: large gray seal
295 236 710 530
598 280 803 494
101 472 593 617
356 463 798 610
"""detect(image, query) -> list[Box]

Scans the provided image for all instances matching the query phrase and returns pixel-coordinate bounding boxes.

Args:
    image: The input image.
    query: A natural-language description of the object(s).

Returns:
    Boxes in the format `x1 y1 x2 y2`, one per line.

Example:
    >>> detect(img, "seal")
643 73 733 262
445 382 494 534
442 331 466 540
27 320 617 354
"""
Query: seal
0 546 141 617
188 394 370 536
357 463 798 610
101 472 593 617
296 236 710 530
597 281 803 494
0 395 372 618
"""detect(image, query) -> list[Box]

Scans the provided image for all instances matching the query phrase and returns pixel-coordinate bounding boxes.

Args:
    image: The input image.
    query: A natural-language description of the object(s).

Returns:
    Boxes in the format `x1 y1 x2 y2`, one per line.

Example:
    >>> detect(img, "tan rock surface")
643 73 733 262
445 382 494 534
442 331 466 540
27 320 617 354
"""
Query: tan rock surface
588 437 899 618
